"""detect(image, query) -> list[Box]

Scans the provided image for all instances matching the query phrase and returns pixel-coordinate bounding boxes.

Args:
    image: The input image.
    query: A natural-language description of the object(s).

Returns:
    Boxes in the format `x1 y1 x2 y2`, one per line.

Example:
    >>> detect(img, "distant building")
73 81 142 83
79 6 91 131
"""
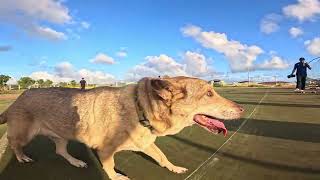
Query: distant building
258 82 276 86
238 81 249 84
208 79 225 87
234 80 255 87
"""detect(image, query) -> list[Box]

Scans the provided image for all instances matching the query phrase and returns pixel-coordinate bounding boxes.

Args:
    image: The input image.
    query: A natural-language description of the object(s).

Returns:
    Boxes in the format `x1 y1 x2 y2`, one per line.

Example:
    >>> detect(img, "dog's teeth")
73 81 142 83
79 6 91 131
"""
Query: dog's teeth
212 130 218 134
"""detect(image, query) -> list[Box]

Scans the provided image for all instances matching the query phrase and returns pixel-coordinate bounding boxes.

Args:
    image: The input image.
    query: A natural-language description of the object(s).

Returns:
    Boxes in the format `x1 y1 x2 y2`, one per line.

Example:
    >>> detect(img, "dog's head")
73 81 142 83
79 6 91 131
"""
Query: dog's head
137 76 244 136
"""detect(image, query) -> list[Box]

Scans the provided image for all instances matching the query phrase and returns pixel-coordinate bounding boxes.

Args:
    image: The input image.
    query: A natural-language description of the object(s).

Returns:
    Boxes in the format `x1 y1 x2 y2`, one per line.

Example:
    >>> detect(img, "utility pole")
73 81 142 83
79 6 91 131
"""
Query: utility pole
247 66 250 87
226 72 229 83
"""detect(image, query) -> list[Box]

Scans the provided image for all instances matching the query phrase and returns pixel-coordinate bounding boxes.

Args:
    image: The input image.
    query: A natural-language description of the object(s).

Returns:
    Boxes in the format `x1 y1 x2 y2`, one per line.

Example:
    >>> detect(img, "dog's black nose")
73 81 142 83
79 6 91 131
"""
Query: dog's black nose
239 107 244 112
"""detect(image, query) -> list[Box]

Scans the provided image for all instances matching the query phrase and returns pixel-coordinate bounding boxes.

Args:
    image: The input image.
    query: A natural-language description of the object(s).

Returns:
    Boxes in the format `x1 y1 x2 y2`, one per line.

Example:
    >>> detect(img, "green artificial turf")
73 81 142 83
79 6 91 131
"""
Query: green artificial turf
0 88 319 180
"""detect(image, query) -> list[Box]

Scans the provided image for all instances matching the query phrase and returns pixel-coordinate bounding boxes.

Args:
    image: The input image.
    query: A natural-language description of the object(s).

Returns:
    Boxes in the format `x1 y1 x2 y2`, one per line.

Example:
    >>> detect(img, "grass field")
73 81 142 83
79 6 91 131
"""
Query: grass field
0 88 319 180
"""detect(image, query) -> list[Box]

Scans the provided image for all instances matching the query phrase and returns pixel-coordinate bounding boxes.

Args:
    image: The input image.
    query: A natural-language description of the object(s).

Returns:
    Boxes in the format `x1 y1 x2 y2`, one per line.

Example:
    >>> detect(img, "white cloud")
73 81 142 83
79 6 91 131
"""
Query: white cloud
289 27 304 38
182 25 202 37
260 0 320 36
35 26 67 40
127 65 159 80
30 71 61 82
39 60 47 66
126 52 217 81
183 51 212 76
305 37 320 56
145 54 187 75
181 25 264 72
80 21 90 29
77 69 115 84
127 54 187 81
0 0 71 40
0 0 71 24
116 51 127 58
181 25 291 72
90 53 116 65
260 14 282 34
269 50 277 56
30 62 115 84
28 58 49 69
283 0 320 22
54 61 75 77
257 56 290 70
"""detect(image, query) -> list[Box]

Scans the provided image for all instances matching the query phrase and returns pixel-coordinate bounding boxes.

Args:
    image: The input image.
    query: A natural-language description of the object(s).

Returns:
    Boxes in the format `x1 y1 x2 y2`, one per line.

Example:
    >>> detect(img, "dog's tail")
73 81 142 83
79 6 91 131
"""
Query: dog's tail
0 112 7 124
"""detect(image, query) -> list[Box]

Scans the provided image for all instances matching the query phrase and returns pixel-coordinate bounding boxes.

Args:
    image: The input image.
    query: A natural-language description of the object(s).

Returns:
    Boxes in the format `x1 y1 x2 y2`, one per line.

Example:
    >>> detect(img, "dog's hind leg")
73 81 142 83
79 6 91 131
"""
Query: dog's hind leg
7 113 37 163
8 138 34 163
50 137 87 168
141 143 188 174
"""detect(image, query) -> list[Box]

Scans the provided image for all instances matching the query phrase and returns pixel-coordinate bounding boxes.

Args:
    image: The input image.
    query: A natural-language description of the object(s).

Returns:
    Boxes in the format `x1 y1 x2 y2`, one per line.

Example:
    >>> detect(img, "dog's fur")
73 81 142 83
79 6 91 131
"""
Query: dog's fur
0 77 243 180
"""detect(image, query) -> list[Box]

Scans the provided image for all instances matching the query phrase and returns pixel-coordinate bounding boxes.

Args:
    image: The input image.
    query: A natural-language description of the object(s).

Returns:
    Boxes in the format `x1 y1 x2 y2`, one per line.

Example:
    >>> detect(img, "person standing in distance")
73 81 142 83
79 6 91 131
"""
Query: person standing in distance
290 57 312 93
80 78 87 90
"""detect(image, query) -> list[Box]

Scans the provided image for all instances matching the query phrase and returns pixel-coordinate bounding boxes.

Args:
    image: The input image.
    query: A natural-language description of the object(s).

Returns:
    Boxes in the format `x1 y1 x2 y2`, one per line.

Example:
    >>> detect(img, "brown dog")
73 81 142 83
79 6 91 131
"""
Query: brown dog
0 76 243 180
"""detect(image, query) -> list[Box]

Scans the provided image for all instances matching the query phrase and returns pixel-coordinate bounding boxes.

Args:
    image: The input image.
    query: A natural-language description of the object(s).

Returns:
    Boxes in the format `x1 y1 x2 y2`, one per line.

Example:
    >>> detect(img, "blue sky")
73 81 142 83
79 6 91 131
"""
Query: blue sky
1 0 320 84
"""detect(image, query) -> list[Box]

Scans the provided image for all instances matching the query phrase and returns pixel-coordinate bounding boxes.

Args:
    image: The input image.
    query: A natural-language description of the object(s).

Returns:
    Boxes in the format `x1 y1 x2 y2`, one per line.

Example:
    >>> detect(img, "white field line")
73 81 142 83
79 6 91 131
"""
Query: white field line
184 90 269 180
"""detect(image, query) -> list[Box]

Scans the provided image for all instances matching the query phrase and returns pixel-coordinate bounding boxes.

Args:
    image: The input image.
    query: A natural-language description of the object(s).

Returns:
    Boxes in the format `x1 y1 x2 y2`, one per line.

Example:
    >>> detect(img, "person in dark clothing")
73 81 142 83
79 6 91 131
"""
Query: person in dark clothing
290 57 311 93
80 78 86 90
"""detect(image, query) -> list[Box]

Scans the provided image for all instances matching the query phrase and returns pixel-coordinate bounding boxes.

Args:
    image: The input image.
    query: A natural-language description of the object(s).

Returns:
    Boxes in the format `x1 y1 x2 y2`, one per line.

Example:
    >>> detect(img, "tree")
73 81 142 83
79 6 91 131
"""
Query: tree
70 80 77 87
0 75 11 86
36 79 45 88
58 82 68 87
18 77 35 89
44 80 53 87
35 79 53 88
0 74 11 91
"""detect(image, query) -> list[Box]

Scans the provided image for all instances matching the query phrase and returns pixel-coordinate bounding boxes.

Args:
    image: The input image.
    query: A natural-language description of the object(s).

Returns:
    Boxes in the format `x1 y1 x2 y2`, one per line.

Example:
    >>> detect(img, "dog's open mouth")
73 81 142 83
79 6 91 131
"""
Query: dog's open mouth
193 114 227 137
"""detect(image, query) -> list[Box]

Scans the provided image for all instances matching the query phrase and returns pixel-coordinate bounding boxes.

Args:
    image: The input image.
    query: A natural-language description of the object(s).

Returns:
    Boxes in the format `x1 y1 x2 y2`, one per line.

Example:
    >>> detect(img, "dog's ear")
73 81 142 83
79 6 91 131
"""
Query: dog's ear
138 77 186 134
151 78 186 105
150 79 173 101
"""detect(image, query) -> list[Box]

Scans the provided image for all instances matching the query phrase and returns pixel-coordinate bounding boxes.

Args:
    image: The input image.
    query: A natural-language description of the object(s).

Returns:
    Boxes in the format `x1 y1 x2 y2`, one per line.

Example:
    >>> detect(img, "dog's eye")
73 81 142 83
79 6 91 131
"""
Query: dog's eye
207 91 213 97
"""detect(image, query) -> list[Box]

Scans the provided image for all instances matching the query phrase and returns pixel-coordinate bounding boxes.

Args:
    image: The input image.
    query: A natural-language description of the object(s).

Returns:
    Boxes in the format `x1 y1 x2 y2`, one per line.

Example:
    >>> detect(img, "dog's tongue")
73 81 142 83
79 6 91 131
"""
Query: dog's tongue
194 115 228 137
207 118 227 137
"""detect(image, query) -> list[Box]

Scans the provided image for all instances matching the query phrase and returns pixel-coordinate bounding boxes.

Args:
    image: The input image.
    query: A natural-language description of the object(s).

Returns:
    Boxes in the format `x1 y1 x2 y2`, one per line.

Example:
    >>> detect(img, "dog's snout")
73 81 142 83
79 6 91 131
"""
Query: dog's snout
230 101 244 113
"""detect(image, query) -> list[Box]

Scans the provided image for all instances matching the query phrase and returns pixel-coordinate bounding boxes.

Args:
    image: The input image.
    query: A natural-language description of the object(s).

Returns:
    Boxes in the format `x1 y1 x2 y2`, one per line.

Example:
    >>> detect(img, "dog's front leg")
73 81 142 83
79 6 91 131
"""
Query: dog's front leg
97 150 130 180
141 143 188 174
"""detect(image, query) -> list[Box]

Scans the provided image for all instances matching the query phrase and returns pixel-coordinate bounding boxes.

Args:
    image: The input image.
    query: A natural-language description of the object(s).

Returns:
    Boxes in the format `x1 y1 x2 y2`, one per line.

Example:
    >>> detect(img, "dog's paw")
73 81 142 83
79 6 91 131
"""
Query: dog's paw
110 173 130 180
17 154 34 163
69 159 88 168
168 166 188 174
